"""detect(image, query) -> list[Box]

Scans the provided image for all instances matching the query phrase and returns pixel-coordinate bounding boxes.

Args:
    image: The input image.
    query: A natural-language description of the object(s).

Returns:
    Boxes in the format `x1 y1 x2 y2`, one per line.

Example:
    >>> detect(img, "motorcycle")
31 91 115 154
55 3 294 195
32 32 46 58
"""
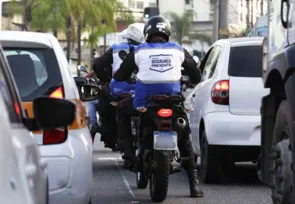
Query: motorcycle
134 93 191 202
109 74 138 154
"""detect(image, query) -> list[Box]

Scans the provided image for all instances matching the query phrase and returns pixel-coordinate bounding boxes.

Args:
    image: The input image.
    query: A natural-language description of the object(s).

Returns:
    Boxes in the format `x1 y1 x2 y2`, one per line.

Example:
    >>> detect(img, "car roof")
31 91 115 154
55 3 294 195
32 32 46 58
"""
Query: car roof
214 37 264 47
0 31 53 49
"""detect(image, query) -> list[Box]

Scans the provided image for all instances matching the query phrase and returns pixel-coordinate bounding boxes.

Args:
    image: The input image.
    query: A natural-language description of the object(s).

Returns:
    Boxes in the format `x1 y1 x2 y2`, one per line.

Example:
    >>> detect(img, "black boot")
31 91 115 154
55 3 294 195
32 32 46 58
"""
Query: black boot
183 162 204 197
90 123 100 141
120 140 135 170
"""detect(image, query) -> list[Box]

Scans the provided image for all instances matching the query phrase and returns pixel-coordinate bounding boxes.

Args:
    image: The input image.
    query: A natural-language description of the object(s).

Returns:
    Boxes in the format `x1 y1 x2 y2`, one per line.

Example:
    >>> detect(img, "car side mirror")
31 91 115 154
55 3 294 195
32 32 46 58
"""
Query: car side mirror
74 76 88 87
78 84 101 102
33 97 76 129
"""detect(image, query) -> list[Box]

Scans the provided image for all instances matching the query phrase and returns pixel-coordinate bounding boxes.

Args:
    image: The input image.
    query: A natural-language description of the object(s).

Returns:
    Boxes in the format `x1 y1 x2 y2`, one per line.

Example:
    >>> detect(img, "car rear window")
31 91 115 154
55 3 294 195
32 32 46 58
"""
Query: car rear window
3 47 63 101
228 45 262 77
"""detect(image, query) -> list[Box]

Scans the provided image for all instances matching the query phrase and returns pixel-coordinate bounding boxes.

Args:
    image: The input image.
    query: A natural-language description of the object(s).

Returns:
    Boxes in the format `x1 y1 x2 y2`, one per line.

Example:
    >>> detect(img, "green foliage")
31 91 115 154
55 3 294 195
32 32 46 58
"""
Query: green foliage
163 11 212 46
8 0 134 46
164 11 196 45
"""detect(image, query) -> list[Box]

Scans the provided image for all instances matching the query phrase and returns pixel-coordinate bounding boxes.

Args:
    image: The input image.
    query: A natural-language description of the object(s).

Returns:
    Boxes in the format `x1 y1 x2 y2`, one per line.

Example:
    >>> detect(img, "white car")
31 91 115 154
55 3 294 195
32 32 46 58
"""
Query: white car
0 45 75 204
186 37 269 183
0 31 93 204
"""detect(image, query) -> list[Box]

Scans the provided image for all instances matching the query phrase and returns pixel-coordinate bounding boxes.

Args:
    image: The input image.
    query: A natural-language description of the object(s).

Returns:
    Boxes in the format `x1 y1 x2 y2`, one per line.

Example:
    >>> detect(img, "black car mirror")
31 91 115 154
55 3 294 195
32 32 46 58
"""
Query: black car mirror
78 84 101 102
32 97 76 129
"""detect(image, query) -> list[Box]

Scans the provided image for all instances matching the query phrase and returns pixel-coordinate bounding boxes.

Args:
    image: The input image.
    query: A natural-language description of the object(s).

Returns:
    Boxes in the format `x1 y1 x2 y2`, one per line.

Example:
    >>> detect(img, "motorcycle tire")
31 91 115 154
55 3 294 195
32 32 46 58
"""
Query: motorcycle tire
149 151 170 202
136 153 148 189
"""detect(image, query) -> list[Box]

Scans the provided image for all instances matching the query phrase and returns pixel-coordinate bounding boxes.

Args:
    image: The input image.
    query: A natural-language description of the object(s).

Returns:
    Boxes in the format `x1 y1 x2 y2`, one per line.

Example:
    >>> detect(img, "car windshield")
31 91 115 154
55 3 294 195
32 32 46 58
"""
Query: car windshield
228 45 262 78
3 47 63 101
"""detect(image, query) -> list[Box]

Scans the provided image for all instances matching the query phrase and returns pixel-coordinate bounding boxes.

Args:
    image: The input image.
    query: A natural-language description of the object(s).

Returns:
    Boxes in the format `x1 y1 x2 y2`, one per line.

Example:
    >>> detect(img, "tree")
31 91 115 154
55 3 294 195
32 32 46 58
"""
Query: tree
164 11 195 45
81 0 133 61
8 0 43 31
164 11 212 47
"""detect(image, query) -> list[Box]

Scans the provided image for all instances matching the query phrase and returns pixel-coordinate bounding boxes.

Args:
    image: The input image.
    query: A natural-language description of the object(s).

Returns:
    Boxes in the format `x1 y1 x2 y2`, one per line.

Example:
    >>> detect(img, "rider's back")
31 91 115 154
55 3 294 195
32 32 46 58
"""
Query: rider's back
110 42 137 98
134 42 185 108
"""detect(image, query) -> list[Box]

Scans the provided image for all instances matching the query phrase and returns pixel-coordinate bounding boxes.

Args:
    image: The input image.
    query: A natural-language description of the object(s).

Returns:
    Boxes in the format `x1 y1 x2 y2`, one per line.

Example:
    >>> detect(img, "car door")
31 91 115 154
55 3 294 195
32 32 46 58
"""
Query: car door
189 45 222 155
0 47 47 204
0 87 25 204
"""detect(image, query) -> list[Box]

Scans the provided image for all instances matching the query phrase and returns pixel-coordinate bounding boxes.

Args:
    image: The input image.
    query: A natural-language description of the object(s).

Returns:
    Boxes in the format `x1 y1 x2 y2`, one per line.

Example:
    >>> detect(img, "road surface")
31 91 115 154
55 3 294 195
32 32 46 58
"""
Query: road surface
91 139 272 204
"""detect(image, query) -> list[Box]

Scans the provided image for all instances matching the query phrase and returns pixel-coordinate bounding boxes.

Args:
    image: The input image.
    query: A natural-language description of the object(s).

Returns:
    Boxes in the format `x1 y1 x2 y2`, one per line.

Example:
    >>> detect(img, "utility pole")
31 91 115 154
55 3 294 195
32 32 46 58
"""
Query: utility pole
212 0 219 42
77 19 82 76
0 1 2 31
260 0 263 16
218 0 229 39
251 0 254 27
246 0 250 30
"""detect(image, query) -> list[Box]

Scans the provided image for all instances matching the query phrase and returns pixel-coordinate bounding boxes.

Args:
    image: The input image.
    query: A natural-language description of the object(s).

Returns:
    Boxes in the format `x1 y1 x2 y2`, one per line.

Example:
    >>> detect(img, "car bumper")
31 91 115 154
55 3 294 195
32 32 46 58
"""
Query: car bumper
204 112 261 146
39 129 92 204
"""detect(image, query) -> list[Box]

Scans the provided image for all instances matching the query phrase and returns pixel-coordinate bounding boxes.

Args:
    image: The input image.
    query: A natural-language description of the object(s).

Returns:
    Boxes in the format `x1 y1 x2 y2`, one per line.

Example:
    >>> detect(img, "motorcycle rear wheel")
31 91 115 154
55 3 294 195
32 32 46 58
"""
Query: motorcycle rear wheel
149 151 170 202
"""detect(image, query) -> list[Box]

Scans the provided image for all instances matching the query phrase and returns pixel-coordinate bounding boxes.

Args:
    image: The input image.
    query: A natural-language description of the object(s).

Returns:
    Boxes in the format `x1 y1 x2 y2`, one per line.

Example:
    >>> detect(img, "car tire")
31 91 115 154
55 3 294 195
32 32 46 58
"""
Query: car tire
46 177 49 204
269 100 292 204
200 130 222 183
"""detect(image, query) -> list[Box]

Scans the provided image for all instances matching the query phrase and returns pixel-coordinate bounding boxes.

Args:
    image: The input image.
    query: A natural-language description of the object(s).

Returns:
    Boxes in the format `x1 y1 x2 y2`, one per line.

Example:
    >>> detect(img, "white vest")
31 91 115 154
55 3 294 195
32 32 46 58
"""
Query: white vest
111 43 131 76
134 42 185 84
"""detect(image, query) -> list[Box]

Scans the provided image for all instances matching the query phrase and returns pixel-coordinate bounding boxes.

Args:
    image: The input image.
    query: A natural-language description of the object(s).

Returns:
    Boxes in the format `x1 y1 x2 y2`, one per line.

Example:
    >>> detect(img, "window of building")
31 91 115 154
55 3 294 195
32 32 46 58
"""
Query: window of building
129 1 136 9
137 1 144 9
149 2 156 7
185 0 190 5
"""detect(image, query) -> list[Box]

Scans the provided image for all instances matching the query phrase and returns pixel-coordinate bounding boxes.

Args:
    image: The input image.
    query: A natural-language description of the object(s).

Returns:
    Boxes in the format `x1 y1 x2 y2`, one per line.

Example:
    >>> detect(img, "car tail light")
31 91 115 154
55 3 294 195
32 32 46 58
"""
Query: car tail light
211 80 229 105
43 128 67 145
14 101 21 116
50 87 64 99
157 109 173 118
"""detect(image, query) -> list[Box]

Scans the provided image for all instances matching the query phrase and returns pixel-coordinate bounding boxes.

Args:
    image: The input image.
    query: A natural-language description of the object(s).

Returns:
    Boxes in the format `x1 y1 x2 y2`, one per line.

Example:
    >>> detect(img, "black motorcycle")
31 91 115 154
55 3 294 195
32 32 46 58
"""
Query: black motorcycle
134 93 192 202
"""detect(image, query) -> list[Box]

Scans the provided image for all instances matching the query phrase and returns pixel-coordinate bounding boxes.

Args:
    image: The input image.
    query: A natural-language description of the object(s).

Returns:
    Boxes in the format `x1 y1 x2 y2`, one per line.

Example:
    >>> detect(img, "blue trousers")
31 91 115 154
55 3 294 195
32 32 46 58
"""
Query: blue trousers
88 100 99 126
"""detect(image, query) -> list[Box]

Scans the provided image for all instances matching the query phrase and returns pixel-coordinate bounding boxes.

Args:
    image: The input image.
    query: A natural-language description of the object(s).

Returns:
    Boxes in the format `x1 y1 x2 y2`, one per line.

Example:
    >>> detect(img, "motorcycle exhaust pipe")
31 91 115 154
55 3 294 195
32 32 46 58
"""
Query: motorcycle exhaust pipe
175 117 187 129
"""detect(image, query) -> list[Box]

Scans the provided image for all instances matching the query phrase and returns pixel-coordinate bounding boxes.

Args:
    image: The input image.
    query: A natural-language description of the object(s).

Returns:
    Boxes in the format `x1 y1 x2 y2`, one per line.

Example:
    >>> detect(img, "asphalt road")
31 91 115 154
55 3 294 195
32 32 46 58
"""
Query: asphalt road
91 138 272 204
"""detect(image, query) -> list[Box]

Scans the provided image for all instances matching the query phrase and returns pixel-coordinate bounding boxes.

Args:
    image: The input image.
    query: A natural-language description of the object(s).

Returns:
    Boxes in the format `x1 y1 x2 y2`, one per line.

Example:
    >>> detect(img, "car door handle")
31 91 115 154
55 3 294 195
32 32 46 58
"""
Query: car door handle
40 159 47 169
25 164 37 177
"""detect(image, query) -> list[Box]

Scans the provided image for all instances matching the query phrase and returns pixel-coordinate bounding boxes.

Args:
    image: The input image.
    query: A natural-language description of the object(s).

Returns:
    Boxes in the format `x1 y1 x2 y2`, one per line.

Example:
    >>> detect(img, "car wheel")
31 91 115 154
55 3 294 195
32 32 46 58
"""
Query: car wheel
200 130 222 183
269 100 292 204
46 176 49 204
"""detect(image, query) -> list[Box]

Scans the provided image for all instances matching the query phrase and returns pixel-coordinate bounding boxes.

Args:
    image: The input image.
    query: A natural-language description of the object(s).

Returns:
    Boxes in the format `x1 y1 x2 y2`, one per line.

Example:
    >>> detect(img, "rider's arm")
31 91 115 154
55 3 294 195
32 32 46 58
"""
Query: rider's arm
182 49 201 84
93 48 113 80
113 52 137 82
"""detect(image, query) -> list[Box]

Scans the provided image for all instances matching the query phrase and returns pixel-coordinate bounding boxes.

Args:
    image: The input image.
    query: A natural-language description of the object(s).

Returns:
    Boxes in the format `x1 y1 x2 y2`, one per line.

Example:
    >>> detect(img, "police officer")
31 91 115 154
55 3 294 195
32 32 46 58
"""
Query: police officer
85 24 145 149
114 16 203 198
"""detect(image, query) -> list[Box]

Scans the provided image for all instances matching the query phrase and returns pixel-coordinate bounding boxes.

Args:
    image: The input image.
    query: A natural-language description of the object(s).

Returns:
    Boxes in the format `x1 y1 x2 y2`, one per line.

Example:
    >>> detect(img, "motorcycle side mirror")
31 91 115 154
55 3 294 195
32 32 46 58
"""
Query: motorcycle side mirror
78 65 88 73
78 84 101 102
193 55 199 64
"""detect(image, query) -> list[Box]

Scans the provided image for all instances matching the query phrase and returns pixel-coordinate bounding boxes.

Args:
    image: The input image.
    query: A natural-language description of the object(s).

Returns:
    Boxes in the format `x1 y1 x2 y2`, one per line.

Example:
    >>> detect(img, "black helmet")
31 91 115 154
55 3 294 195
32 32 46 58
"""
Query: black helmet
143 16 171 43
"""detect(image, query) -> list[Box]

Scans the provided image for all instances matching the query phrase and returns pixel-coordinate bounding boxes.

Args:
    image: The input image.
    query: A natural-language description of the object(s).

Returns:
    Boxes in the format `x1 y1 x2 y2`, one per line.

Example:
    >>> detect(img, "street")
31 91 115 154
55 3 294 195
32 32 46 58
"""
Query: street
91 139 272 204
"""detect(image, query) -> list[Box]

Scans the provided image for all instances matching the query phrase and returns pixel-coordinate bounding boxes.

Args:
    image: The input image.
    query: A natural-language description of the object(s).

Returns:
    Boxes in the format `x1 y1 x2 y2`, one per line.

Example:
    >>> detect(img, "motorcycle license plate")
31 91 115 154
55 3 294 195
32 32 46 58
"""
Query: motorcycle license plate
153 131 178 150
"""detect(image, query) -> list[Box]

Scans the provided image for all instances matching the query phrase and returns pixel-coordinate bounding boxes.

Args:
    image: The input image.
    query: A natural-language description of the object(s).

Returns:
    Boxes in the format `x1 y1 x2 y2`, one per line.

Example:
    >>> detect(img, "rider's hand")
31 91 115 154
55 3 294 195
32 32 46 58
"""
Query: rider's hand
85 71 95 78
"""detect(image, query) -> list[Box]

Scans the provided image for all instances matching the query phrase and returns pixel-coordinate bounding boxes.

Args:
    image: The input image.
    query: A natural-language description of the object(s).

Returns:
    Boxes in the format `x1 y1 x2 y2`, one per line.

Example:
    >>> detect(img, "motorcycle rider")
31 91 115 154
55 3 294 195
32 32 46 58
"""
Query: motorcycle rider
88 99 99 141
85 23 145 149
114 16 203 198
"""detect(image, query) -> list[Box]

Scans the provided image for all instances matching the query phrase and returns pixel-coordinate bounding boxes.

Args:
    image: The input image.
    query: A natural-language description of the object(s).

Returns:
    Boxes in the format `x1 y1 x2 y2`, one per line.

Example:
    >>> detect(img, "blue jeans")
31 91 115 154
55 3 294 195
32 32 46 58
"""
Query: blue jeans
88 100 99 126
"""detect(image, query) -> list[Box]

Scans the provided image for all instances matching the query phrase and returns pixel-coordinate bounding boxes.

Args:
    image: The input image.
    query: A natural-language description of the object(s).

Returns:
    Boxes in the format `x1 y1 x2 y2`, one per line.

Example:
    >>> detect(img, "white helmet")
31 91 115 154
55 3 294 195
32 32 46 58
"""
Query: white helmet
118 29 128 43
125 23 145 44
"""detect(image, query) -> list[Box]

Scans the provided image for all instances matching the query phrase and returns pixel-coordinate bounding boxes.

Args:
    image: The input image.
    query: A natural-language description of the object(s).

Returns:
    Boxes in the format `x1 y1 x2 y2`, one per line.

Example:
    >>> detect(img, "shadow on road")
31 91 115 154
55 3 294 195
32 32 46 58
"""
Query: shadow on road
204 162 265 186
